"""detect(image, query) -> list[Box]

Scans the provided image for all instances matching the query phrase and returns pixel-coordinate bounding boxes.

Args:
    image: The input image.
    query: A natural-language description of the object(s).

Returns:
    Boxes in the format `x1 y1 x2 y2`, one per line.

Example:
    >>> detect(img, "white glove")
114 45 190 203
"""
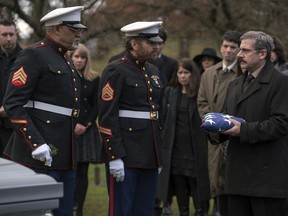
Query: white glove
109 158 125 182
31 144 53 167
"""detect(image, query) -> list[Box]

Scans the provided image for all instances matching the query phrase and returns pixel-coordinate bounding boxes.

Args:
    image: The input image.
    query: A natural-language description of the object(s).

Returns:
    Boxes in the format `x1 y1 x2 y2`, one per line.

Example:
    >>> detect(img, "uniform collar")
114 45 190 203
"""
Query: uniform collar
126 51 147 67
43 35 68 55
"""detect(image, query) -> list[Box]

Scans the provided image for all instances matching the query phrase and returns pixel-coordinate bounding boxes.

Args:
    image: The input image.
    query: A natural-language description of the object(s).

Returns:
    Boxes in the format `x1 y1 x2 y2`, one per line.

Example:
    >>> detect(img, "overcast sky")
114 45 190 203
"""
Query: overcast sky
16 16 33 40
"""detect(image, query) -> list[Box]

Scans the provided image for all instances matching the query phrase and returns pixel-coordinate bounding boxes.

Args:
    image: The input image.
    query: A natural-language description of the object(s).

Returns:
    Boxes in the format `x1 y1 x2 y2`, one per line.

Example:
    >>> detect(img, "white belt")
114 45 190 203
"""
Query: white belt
119 110 158 120
24 100 73 117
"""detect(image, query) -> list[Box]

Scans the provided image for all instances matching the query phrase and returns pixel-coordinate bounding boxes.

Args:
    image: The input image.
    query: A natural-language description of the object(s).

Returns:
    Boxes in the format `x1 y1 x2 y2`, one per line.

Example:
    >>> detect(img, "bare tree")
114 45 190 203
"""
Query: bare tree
1 0 288 58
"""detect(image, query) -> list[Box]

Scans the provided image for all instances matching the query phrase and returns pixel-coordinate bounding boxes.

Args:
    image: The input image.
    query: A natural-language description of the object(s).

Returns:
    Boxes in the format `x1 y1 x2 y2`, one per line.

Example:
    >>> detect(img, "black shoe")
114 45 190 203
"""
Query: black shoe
179 207 189 216
194 208 207 216
162 203 172 215
76 211 83 216
153 207 163 216
212 212 221 216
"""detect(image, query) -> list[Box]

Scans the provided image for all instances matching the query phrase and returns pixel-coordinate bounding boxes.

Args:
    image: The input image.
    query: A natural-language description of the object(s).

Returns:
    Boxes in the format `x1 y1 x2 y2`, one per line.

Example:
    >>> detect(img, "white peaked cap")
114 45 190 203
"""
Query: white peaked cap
121 21 163 42
40 6 87 28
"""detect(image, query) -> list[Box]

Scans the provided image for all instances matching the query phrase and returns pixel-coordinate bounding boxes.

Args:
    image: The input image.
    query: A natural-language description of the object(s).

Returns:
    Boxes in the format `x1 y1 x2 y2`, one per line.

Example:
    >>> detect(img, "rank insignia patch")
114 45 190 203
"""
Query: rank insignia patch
11 66 27 87
102 82 114 101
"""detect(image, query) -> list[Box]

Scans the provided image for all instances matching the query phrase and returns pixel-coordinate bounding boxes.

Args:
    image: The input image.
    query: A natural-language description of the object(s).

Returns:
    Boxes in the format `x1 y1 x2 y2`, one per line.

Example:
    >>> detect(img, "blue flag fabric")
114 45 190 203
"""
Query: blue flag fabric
201 112 246 132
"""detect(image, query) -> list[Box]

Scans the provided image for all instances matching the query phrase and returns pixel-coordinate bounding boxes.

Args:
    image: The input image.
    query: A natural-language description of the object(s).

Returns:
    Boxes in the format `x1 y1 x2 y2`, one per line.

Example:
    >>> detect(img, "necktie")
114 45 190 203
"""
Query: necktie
223 67 230 73
243 73 254 91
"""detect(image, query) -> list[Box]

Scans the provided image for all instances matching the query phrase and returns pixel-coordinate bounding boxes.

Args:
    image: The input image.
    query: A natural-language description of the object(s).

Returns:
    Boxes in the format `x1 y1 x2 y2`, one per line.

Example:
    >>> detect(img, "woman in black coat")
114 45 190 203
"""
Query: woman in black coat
70 44 102 216
156 58 210 216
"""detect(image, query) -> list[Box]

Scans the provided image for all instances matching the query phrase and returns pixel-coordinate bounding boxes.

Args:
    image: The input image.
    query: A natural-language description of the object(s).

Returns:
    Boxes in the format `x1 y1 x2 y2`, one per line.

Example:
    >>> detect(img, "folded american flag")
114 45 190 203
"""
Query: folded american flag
201 112 246 132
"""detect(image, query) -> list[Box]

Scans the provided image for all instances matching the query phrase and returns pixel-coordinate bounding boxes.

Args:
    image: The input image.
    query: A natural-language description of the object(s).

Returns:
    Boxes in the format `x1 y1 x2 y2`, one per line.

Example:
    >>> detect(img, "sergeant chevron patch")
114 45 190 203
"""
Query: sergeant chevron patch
11 66 27 87
101 82 114 101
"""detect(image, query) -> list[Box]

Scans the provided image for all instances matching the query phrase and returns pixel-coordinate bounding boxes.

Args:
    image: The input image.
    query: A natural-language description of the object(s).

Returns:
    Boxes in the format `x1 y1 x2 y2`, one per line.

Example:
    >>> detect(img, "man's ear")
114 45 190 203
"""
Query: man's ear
130 39 139 51
259 49 267 60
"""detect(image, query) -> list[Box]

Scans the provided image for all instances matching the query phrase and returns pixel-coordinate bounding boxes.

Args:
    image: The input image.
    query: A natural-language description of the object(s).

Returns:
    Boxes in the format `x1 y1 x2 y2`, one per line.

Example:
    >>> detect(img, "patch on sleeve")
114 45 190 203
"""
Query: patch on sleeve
99 126 112 136
11 66 27 87
10 119 28 124
101 82 114 101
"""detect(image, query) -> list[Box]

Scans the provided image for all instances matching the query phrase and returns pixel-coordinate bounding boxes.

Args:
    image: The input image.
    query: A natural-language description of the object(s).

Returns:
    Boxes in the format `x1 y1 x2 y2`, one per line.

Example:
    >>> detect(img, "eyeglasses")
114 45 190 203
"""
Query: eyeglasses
64 25 83 34
238 48 256 55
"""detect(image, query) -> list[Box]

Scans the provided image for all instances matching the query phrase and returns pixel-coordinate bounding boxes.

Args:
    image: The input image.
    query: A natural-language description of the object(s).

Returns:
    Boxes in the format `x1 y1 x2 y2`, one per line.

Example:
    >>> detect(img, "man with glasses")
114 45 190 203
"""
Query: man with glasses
212 31 288 216
98 21 163 216
3 6 86 216
0 19 22 157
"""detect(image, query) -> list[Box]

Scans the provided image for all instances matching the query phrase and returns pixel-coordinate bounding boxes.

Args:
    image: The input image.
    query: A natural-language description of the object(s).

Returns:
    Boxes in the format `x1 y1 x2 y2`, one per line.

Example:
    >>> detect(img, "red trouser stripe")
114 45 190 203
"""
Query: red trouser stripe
109 174 114 216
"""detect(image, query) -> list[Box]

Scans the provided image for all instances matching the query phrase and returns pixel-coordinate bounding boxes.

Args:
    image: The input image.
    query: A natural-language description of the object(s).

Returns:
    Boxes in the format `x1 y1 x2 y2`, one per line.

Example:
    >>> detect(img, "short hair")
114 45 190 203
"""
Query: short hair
124 36 146 51
240 31 273 60
0 19 16 27
222 30 242 47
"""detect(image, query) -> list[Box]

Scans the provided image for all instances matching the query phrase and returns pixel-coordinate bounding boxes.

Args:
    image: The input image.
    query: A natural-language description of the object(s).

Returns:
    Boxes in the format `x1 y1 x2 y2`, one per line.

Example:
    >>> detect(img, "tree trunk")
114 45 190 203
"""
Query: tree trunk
179 37 190 58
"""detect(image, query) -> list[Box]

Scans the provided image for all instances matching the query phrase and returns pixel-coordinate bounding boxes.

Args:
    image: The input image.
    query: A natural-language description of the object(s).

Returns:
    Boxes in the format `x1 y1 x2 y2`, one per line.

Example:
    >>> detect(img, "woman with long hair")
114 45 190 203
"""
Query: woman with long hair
157 58 210 216
70 44 102 216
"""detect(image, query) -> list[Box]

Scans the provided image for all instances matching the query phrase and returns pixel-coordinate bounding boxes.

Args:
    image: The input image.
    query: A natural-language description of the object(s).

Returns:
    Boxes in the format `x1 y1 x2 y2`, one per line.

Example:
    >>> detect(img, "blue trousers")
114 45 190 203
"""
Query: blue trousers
33 168 76 216
106 166 158 216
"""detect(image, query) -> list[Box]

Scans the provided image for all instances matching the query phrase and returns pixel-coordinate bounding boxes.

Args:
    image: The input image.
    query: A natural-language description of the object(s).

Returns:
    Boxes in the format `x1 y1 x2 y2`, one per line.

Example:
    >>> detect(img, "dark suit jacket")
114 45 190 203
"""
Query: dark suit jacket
152 54 178 86
99 52 162 168
0 43 22 128
223 61 288 198
3 37 81 169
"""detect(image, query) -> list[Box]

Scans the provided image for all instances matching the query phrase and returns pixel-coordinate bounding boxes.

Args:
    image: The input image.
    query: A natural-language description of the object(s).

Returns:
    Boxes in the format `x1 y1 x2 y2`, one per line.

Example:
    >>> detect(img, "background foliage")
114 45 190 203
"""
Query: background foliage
1 1 287 214
1 0 288 61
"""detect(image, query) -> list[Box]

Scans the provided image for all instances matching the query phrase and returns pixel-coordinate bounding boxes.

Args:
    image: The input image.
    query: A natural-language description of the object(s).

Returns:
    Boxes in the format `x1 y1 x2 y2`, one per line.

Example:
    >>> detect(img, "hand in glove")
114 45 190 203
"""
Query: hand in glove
109 158 125 182
31 144 53 167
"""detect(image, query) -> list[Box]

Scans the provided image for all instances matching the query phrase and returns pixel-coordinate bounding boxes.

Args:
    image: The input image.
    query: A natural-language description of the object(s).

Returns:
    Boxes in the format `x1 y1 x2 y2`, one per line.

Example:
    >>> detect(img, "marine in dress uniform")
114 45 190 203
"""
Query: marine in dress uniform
3 6 86 216
98 21 163 216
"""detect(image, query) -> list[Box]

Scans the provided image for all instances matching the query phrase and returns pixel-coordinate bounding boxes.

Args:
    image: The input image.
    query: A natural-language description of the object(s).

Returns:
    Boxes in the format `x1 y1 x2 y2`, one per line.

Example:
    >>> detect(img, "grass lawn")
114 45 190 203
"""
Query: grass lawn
79 164 214 216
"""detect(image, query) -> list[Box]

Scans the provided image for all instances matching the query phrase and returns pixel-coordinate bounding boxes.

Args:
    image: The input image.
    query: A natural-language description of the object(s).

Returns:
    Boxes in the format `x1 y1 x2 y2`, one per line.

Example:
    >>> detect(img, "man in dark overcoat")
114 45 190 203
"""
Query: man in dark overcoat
214 31 288 215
